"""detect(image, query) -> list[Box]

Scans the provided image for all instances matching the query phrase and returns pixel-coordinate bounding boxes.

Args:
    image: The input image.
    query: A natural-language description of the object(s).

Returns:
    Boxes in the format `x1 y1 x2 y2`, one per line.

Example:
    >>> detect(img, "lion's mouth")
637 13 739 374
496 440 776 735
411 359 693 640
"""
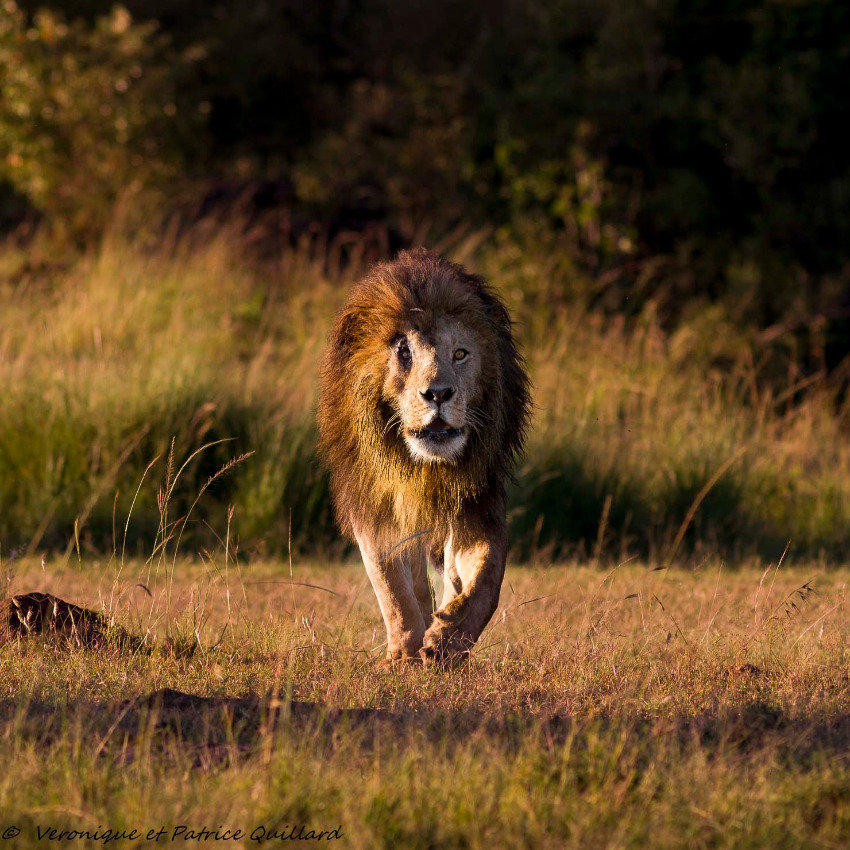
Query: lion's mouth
408 417 465 442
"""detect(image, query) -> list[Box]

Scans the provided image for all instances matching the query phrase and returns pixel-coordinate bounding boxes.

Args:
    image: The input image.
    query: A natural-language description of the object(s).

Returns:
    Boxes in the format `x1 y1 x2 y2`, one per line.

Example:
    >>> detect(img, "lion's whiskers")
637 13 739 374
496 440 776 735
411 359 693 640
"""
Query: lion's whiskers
465 408 493 432
382 411 402 438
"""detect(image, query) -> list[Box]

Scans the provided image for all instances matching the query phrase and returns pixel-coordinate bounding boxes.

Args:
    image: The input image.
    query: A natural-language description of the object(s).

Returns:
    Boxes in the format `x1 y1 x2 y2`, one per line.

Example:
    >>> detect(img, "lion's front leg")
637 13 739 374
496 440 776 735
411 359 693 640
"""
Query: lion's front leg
420 521 506 667
356 530 428 663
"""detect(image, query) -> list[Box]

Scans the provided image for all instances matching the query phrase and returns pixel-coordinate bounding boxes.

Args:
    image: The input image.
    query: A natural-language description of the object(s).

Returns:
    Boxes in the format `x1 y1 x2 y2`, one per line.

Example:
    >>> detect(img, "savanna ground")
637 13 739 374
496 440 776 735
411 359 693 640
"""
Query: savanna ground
0 554 849 848
4 3 850 844
2 230 850 847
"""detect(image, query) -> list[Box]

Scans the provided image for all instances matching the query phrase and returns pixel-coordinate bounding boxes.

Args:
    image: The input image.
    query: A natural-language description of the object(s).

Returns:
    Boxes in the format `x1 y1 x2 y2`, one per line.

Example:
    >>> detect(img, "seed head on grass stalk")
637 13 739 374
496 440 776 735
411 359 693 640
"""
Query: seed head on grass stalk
165 449 254 621
138 438 253 630
768 580 818 622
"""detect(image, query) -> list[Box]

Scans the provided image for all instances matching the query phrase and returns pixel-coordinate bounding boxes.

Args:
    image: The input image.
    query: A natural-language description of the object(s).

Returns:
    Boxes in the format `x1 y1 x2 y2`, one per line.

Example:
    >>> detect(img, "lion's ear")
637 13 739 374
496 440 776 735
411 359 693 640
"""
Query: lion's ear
467 274 513 332
332 308 363 358
483 297 512 331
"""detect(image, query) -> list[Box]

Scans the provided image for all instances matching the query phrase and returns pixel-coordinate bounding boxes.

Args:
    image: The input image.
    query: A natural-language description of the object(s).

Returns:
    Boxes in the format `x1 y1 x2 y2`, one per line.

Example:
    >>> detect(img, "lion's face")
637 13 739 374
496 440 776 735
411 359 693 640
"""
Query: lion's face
318 249 531 540
384 317 482 464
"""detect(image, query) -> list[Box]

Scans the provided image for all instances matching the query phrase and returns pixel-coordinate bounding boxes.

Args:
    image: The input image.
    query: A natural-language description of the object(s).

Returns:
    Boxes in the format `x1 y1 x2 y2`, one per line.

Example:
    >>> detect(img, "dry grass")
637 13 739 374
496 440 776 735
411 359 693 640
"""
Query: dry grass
2 228 850 560
2 226 850 846
1 555 849 847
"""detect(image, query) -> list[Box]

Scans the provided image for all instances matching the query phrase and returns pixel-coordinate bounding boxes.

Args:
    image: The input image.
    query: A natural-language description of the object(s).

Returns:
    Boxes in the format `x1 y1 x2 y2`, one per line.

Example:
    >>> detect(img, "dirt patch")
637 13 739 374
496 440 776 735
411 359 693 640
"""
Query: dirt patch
0 592 127 648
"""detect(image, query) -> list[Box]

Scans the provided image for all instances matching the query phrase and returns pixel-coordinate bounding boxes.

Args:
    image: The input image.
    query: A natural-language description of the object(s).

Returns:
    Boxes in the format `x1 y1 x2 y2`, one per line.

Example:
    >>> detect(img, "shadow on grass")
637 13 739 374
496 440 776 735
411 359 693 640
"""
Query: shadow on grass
2 688 849 770
509 445 850 563
4 395 850 562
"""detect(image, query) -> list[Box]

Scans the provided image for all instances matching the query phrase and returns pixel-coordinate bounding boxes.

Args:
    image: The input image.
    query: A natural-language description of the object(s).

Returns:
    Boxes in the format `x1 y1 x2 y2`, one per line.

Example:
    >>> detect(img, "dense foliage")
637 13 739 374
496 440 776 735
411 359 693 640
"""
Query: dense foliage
2 0 849 354
0 1 184 237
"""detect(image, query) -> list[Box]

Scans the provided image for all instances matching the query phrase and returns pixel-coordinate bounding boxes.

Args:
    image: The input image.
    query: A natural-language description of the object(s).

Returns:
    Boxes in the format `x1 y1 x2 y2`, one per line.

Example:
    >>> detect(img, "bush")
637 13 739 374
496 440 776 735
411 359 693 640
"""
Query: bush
0 2 182 239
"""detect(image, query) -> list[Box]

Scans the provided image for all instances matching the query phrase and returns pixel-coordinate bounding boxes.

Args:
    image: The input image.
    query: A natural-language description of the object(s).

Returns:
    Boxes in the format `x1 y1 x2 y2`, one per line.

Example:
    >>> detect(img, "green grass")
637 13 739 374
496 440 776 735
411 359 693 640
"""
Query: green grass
2 225 850 563
1 557 849 848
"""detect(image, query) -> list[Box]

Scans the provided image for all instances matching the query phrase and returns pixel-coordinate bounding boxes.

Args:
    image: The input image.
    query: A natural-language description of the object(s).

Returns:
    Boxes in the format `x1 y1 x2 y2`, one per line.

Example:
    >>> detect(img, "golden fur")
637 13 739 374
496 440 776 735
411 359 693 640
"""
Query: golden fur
318 249 530 546
317 249 531 664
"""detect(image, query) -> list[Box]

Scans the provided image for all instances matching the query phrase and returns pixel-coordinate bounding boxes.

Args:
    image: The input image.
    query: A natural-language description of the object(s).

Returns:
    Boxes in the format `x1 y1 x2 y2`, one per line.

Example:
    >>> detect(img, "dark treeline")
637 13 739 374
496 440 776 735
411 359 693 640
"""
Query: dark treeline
3 0 850 360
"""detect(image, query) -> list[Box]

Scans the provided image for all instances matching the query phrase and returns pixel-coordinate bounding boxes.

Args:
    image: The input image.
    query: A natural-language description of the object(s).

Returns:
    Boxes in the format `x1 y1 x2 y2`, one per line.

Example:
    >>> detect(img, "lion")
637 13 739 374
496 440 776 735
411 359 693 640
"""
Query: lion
317 249 531 666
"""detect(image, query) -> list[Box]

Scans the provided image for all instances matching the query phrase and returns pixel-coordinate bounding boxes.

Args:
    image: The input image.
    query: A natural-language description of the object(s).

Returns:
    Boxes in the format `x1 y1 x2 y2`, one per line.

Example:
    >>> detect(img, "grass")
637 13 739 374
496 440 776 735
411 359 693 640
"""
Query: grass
0 555 849 847
2 222 850 842
2 225 850 562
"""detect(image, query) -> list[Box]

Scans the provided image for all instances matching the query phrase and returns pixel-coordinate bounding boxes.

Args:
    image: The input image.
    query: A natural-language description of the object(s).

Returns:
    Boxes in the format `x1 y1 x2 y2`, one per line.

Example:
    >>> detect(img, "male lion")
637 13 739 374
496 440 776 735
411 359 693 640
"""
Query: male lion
317 249 531 666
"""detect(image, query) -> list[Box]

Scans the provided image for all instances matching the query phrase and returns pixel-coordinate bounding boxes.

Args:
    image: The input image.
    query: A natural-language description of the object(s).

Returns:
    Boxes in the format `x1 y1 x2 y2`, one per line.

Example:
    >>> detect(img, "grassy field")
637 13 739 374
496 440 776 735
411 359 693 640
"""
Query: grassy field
2 227 850 846
3 228 850 563
3 6 850 844
0 555 849 848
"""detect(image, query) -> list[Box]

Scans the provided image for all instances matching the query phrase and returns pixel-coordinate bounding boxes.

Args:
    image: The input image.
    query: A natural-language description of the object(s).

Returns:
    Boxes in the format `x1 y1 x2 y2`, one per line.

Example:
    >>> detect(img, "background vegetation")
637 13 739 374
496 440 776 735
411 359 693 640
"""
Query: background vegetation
2 0 850 563
2 226 850 564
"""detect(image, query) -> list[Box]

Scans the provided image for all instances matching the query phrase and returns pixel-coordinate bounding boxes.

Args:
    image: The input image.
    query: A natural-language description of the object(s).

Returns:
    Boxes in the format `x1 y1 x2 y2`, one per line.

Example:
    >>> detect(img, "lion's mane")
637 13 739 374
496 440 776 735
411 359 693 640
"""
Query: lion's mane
317 249 531 545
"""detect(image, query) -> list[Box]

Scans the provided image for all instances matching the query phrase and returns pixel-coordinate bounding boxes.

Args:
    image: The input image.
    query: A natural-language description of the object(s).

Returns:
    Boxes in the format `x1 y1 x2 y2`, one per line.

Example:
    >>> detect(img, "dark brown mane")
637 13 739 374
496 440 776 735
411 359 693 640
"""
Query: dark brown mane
317 249 531 544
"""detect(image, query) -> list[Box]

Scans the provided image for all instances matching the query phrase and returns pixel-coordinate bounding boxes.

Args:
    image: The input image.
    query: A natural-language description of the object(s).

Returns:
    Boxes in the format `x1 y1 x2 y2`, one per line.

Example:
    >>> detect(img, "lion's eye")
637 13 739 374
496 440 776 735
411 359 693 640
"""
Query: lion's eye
395 338 412 367
453 349 468 362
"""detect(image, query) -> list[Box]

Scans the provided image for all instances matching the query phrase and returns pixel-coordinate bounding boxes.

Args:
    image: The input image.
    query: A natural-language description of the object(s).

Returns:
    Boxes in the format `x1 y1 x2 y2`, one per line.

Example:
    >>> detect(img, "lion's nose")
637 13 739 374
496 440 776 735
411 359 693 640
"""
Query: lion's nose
420 385 455 404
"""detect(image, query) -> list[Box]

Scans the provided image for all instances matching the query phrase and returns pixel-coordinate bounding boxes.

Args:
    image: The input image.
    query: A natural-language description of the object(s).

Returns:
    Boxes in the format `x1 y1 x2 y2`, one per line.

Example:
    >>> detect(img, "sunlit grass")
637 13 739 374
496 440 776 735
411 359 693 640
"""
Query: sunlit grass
0 557 848 847
2 225 850 562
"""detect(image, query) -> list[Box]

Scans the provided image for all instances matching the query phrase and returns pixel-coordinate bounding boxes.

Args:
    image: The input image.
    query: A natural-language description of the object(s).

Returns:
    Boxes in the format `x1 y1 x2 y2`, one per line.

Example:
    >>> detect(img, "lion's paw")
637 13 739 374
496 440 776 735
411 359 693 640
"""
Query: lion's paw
419 628 474 669
376 651 423 671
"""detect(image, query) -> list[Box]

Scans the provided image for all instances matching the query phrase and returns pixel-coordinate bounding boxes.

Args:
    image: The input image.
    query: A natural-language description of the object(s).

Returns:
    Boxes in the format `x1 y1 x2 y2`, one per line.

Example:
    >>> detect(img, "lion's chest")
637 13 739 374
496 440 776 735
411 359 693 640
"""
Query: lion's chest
381 470 465 539
393 490 427 536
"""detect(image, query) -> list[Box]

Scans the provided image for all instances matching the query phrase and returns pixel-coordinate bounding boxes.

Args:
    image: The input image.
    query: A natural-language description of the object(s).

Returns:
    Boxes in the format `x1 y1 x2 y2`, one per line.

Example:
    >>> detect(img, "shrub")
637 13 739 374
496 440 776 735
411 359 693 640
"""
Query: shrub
0 2 182 239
